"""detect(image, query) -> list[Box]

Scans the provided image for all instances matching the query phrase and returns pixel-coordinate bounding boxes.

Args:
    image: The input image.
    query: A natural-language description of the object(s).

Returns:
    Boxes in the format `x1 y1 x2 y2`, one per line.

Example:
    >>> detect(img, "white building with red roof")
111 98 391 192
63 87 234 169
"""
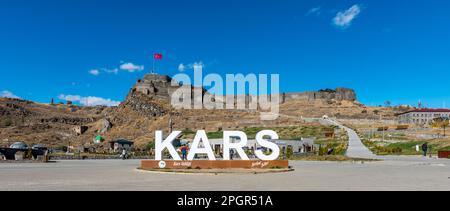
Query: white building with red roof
398 109 450 125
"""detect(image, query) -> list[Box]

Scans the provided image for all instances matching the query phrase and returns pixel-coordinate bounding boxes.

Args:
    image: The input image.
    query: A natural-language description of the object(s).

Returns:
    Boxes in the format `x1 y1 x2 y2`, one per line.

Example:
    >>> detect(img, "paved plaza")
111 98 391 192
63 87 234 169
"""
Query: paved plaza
1 120 450 191
1 157 450 191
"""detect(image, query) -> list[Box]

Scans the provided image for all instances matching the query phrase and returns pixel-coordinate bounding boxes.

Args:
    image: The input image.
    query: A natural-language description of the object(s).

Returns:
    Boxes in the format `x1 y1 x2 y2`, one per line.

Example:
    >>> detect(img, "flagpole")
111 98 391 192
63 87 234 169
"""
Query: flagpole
152 53 162 74
152 55 155 74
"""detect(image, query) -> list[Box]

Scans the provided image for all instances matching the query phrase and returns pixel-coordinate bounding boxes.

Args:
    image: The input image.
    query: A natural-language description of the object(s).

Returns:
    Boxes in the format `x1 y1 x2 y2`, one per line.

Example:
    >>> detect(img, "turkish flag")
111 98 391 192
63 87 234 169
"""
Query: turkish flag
154 53 163 60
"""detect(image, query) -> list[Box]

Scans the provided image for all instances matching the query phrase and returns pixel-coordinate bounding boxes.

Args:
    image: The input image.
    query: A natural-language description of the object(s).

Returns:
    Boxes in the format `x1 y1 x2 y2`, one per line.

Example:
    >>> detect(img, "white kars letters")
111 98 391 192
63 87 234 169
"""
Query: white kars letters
154 130 280 161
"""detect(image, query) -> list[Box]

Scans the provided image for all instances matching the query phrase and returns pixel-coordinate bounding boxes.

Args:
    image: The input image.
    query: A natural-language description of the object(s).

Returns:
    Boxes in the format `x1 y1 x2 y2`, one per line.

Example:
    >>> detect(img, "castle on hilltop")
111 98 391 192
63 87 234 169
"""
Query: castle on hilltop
129 73 357 103
130 74 177 100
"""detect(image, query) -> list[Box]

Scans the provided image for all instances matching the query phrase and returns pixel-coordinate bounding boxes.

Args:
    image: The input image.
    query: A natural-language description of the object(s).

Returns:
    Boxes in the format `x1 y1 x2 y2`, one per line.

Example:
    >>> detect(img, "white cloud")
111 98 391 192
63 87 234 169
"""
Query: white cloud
120 62 144 73
190 62 204 69
89 68 119 76
179 61 205 71
333 4 362 28
306 6 322 16
178 63 186 71
80 96 121 107
58 94 120 107
89 69 100 76
58 94 81 102
0 90 20 99
102 68 119 74
89 62 144 76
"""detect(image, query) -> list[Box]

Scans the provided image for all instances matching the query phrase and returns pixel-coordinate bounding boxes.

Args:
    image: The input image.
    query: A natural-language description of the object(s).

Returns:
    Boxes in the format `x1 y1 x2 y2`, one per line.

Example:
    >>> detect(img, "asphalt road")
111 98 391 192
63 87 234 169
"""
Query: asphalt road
1 158 450 191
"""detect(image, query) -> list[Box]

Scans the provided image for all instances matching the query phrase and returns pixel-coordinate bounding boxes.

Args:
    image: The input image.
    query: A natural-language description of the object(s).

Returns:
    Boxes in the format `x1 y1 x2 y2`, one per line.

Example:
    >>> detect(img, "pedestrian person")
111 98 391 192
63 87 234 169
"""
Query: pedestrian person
421 143 428 157
230 149 235 160
121 148 127 160
180 145 189 161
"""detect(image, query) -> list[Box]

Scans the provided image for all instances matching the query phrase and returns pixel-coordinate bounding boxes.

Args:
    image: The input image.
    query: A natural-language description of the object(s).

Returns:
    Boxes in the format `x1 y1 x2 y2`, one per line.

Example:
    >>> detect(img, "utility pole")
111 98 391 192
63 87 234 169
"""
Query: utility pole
444 120 447 137
152 57 155 74
380 113 385 142
366 118 371 140
168 113 173 133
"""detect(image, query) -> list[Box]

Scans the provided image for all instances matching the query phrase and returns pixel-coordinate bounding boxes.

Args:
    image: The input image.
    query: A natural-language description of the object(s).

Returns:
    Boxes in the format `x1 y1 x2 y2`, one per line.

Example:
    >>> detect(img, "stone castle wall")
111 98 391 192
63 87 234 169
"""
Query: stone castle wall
129 74 357 103
283 88 357 102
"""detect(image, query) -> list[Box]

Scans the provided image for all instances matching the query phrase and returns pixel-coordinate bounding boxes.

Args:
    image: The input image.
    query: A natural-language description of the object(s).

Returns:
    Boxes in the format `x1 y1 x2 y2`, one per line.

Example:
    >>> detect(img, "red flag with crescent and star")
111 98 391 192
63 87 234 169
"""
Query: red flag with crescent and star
154 53 163 60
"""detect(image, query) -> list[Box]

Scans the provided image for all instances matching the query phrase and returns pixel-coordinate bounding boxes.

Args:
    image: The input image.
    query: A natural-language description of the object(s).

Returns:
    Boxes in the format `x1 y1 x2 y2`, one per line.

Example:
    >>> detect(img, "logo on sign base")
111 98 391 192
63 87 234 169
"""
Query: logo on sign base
158 161 166 169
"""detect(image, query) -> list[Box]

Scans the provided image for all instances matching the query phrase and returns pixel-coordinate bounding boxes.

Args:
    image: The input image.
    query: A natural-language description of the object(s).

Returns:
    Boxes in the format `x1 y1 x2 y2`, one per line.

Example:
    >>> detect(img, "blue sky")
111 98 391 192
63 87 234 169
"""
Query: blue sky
1 0 450 107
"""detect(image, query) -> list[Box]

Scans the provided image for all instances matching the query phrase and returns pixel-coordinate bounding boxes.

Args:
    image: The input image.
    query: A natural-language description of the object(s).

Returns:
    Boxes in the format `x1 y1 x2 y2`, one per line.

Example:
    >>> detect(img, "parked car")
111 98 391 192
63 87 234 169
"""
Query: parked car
9 142 28 150
32 144 48 151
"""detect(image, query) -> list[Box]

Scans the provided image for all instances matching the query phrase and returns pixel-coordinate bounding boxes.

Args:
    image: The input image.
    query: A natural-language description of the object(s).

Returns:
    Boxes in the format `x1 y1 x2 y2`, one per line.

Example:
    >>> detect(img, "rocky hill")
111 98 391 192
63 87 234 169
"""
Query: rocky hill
0 74 409 149
0 98 107 147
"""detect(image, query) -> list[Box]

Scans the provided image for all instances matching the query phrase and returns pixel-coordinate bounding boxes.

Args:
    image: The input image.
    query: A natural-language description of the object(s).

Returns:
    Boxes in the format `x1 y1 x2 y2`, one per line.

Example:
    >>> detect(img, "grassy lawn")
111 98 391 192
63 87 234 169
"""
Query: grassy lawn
362 138 450 155
290 155 378 162
349 122 450 156
315 137 348 156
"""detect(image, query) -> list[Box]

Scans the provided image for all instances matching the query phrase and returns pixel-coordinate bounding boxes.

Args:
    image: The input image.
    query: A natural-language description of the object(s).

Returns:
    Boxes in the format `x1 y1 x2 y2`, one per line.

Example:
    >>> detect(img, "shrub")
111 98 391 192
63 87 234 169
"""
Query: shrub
286 147 293 159
145 142 155 151
24 149 33 159
371 145 402 155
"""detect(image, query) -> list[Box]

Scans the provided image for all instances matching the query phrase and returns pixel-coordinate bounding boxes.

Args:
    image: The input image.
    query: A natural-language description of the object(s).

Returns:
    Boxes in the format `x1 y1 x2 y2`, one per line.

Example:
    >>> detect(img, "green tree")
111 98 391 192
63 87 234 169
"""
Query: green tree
145 142 155 151
430 117 450 137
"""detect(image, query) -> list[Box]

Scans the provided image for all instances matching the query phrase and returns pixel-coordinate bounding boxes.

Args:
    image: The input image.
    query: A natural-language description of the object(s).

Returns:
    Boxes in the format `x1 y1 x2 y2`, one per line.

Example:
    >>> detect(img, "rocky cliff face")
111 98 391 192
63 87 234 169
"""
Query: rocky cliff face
121 92 169 117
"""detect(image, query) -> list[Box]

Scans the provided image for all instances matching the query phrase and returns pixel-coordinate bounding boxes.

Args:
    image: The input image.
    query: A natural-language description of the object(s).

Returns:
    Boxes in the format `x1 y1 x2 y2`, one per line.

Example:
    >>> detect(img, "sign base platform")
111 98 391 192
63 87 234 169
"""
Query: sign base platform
141 160 289 170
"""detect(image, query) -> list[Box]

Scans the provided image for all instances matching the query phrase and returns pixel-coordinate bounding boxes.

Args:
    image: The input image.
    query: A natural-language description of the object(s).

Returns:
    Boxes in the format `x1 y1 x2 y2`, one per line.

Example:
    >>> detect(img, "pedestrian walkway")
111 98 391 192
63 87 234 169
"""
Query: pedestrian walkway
343 126 378 159
322 119 377 159
287 116 437 161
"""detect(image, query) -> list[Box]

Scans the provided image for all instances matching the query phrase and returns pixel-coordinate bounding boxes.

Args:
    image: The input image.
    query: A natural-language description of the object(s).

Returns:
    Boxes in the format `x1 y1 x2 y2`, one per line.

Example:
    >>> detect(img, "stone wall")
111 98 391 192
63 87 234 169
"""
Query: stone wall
130 73 357 105
283 88 357 102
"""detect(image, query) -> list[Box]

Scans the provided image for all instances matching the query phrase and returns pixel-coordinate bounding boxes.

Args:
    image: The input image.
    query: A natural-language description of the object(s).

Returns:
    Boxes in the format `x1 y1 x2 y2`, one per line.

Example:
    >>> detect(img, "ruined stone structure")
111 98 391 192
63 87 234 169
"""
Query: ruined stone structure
282 88 357 103
130 73 357 105
131 74 174 100
130 73 206 102
72 125 88 136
